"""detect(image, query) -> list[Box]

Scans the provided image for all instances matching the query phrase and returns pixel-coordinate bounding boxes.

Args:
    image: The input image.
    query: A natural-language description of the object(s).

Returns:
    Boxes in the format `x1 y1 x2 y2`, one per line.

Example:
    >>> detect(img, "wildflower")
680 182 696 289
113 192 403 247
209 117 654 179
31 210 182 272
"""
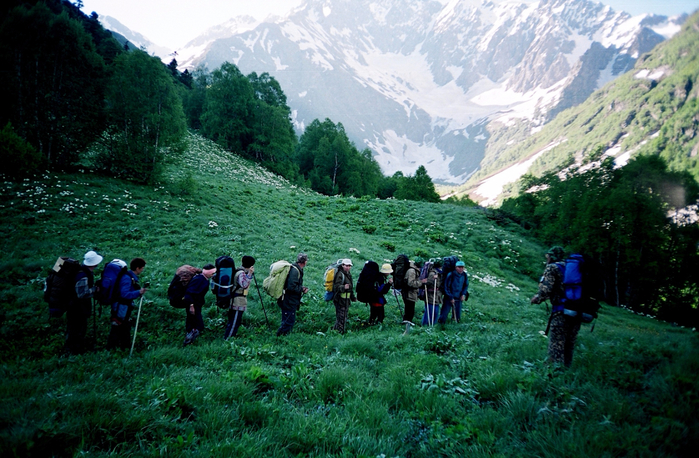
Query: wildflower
208 220 218 228
349 247 360 254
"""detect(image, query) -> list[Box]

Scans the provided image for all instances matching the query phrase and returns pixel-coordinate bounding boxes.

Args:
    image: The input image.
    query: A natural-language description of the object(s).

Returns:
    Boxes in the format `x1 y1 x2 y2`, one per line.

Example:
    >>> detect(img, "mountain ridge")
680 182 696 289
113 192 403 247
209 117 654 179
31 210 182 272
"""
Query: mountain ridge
97 0 686 185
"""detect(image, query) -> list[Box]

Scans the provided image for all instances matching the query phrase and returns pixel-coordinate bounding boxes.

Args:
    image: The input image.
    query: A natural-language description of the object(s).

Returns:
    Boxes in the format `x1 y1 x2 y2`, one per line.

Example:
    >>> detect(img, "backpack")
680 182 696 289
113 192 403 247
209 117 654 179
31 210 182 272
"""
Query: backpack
356 260 380 303
263 260 293 300
212 255 238 307
391 254 410 290
561 254 600 323
417 260 433 301
440 255 459 295
167 265 200 308
323 259 343 301
43 257 82 318
95 259 128 306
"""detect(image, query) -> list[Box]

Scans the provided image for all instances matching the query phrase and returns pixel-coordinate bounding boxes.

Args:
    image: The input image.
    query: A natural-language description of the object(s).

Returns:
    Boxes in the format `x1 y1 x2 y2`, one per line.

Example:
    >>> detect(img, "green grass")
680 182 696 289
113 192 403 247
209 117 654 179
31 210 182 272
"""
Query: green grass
1 132 698 456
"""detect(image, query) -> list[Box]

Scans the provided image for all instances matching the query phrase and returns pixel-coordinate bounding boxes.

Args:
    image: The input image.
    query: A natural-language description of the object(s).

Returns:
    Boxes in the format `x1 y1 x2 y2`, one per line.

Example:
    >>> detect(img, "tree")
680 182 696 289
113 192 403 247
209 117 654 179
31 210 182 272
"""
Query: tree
100 50 187 183
0 2 108 169
201 62 254 153
247 72 297 164
501 154 699 323
295 118 384 197
395 166 441 202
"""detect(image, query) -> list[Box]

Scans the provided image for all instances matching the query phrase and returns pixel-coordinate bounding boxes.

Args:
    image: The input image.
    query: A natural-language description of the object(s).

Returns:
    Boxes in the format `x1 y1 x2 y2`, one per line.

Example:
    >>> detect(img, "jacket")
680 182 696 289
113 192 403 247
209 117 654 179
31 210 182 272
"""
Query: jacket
112 270 140 320
423 266 443 305
281 263 304 309
444 270 468 300
184 273 211 308
401 264 421 302
332 268 355 304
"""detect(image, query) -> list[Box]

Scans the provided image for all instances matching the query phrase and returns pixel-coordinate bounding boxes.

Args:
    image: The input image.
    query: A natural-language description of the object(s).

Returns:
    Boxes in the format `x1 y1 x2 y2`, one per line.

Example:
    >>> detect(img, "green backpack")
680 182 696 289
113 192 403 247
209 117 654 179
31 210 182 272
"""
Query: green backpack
263 260 292 300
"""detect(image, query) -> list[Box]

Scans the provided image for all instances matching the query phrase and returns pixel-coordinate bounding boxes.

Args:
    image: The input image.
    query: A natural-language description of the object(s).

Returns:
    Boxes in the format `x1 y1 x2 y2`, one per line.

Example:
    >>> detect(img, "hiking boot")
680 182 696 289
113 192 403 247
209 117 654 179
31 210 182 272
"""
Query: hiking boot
183 329 200 346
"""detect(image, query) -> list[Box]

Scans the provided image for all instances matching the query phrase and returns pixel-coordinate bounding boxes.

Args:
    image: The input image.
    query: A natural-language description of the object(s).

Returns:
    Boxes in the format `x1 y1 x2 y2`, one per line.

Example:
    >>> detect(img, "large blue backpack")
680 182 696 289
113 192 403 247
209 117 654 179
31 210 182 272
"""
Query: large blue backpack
96 260 128 306
561 254 600 323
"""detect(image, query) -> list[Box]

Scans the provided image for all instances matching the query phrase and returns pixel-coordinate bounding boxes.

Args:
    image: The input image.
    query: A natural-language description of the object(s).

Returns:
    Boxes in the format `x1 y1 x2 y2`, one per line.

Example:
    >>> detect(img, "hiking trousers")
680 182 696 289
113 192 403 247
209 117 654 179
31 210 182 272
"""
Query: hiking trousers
421 303 440 326
548 313 582 367
333 299 351 333
368 303 385 324
224 309 244 339
277 299 297 336
402 299 416 323
439 299 462 323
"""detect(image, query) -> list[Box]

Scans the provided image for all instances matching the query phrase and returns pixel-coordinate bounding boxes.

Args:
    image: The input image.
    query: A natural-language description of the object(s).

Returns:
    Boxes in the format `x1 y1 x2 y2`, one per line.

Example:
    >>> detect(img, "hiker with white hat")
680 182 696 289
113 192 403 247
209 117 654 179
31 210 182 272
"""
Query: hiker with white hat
331 258 356 334
65 250 103 354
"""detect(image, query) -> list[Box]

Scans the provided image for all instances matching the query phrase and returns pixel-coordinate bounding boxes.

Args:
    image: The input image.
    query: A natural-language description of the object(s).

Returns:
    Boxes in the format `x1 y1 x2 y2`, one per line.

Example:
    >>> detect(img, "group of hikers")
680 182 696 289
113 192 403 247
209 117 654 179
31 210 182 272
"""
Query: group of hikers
44 245 599 368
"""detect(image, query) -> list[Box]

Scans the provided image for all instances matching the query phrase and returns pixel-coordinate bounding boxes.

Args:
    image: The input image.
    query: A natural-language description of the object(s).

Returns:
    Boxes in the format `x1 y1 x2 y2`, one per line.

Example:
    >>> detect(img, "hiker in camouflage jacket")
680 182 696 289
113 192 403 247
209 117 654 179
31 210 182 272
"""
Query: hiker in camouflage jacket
531 246 582 368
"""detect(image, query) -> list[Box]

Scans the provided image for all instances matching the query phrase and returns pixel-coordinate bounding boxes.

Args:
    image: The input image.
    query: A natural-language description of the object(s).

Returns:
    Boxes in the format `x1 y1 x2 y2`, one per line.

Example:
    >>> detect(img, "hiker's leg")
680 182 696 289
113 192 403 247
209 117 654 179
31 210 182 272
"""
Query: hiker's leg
403 299 415 322
454 300 462 322
563 317 582 367
547 314 566 365
438 301 451 324
377 305 384 323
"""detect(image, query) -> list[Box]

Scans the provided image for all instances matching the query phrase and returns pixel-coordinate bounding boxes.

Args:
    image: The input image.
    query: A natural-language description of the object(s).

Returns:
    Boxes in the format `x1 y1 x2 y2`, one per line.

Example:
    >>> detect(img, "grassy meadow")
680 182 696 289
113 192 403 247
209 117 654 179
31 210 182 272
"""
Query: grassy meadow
1 133 698 457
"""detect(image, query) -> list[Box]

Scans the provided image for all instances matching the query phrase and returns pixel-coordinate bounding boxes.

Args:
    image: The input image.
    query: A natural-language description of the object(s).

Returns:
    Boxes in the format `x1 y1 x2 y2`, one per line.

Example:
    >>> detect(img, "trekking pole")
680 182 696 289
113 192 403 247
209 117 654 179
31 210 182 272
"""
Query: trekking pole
252 275 270 327
129 295 144 358
392 290 403 321
431 278 437 326
92 297 97 351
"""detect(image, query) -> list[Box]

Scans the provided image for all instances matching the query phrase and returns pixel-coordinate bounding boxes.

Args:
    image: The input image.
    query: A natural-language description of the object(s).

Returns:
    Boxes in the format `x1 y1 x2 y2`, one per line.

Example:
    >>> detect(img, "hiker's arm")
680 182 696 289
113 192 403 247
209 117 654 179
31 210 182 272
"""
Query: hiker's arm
183 275 207 305
237 271 252 290
119 275 141 302
406 269 421 289
461 274 469 299
532 264 557 303
332 271 344 294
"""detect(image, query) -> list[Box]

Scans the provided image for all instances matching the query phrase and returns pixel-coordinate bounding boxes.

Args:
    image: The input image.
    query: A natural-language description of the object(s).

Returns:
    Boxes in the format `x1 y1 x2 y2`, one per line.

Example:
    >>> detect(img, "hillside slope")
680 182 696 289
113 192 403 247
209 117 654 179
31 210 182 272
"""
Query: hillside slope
0 133 697 456
466 10 699 203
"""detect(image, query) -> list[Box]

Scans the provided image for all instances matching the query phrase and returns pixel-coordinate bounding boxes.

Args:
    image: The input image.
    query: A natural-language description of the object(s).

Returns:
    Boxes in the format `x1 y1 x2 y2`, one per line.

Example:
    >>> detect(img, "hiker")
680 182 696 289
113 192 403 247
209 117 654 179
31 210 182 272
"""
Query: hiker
531 246 581 368
65 250 103 355
332 258 356 333
184 263 216 346
106 257 148 350
439 260 469 324
421 259 442 326
368 264 393 325
276 253 308 336
401 257 423 324
224 256 255 340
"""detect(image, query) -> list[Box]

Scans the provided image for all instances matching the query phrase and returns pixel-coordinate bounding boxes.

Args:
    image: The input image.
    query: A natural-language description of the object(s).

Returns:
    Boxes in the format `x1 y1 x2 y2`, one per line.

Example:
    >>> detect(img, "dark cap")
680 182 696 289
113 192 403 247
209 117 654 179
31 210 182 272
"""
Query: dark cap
242 255 255 268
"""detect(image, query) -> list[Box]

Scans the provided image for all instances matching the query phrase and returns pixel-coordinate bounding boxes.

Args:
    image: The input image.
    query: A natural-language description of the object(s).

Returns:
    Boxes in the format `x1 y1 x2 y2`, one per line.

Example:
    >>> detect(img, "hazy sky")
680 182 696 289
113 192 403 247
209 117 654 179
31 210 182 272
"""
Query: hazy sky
80 0 699 50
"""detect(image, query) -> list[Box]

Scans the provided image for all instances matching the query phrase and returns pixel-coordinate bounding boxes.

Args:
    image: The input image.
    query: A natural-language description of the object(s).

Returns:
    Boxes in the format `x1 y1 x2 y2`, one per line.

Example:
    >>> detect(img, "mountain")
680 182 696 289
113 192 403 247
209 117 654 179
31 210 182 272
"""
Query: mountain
174 0 683 184
99 15 173 59
467 10 699 205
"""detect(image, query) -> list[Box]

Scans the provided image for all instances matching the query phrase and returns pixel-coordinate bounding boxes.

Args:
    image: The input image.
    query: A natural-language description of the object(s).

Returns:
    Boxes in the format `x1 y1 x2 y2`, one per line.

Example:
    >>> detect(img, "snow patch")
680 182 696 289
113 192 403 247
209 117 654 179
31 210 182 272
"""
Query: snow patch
473 140 565 206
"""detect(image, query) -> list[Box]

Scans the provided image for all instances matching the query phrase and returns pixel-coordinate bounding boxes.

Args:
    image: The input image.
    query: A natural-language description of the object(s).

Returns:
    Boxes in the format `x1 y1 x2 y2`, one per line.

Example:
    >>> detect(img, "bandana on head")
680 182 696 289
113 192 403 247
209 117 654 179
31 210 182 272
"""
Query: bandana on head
203 267 216 277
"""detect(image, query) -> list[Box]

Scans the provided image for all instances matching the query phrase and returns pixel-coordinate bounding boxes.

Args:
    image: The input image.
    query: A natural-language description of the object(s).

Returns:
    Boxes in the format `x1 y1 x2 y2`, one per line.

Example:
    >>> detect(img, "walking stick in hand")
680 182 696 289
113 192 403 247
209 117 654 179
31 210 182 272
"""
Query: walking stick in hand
129 295 144 358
